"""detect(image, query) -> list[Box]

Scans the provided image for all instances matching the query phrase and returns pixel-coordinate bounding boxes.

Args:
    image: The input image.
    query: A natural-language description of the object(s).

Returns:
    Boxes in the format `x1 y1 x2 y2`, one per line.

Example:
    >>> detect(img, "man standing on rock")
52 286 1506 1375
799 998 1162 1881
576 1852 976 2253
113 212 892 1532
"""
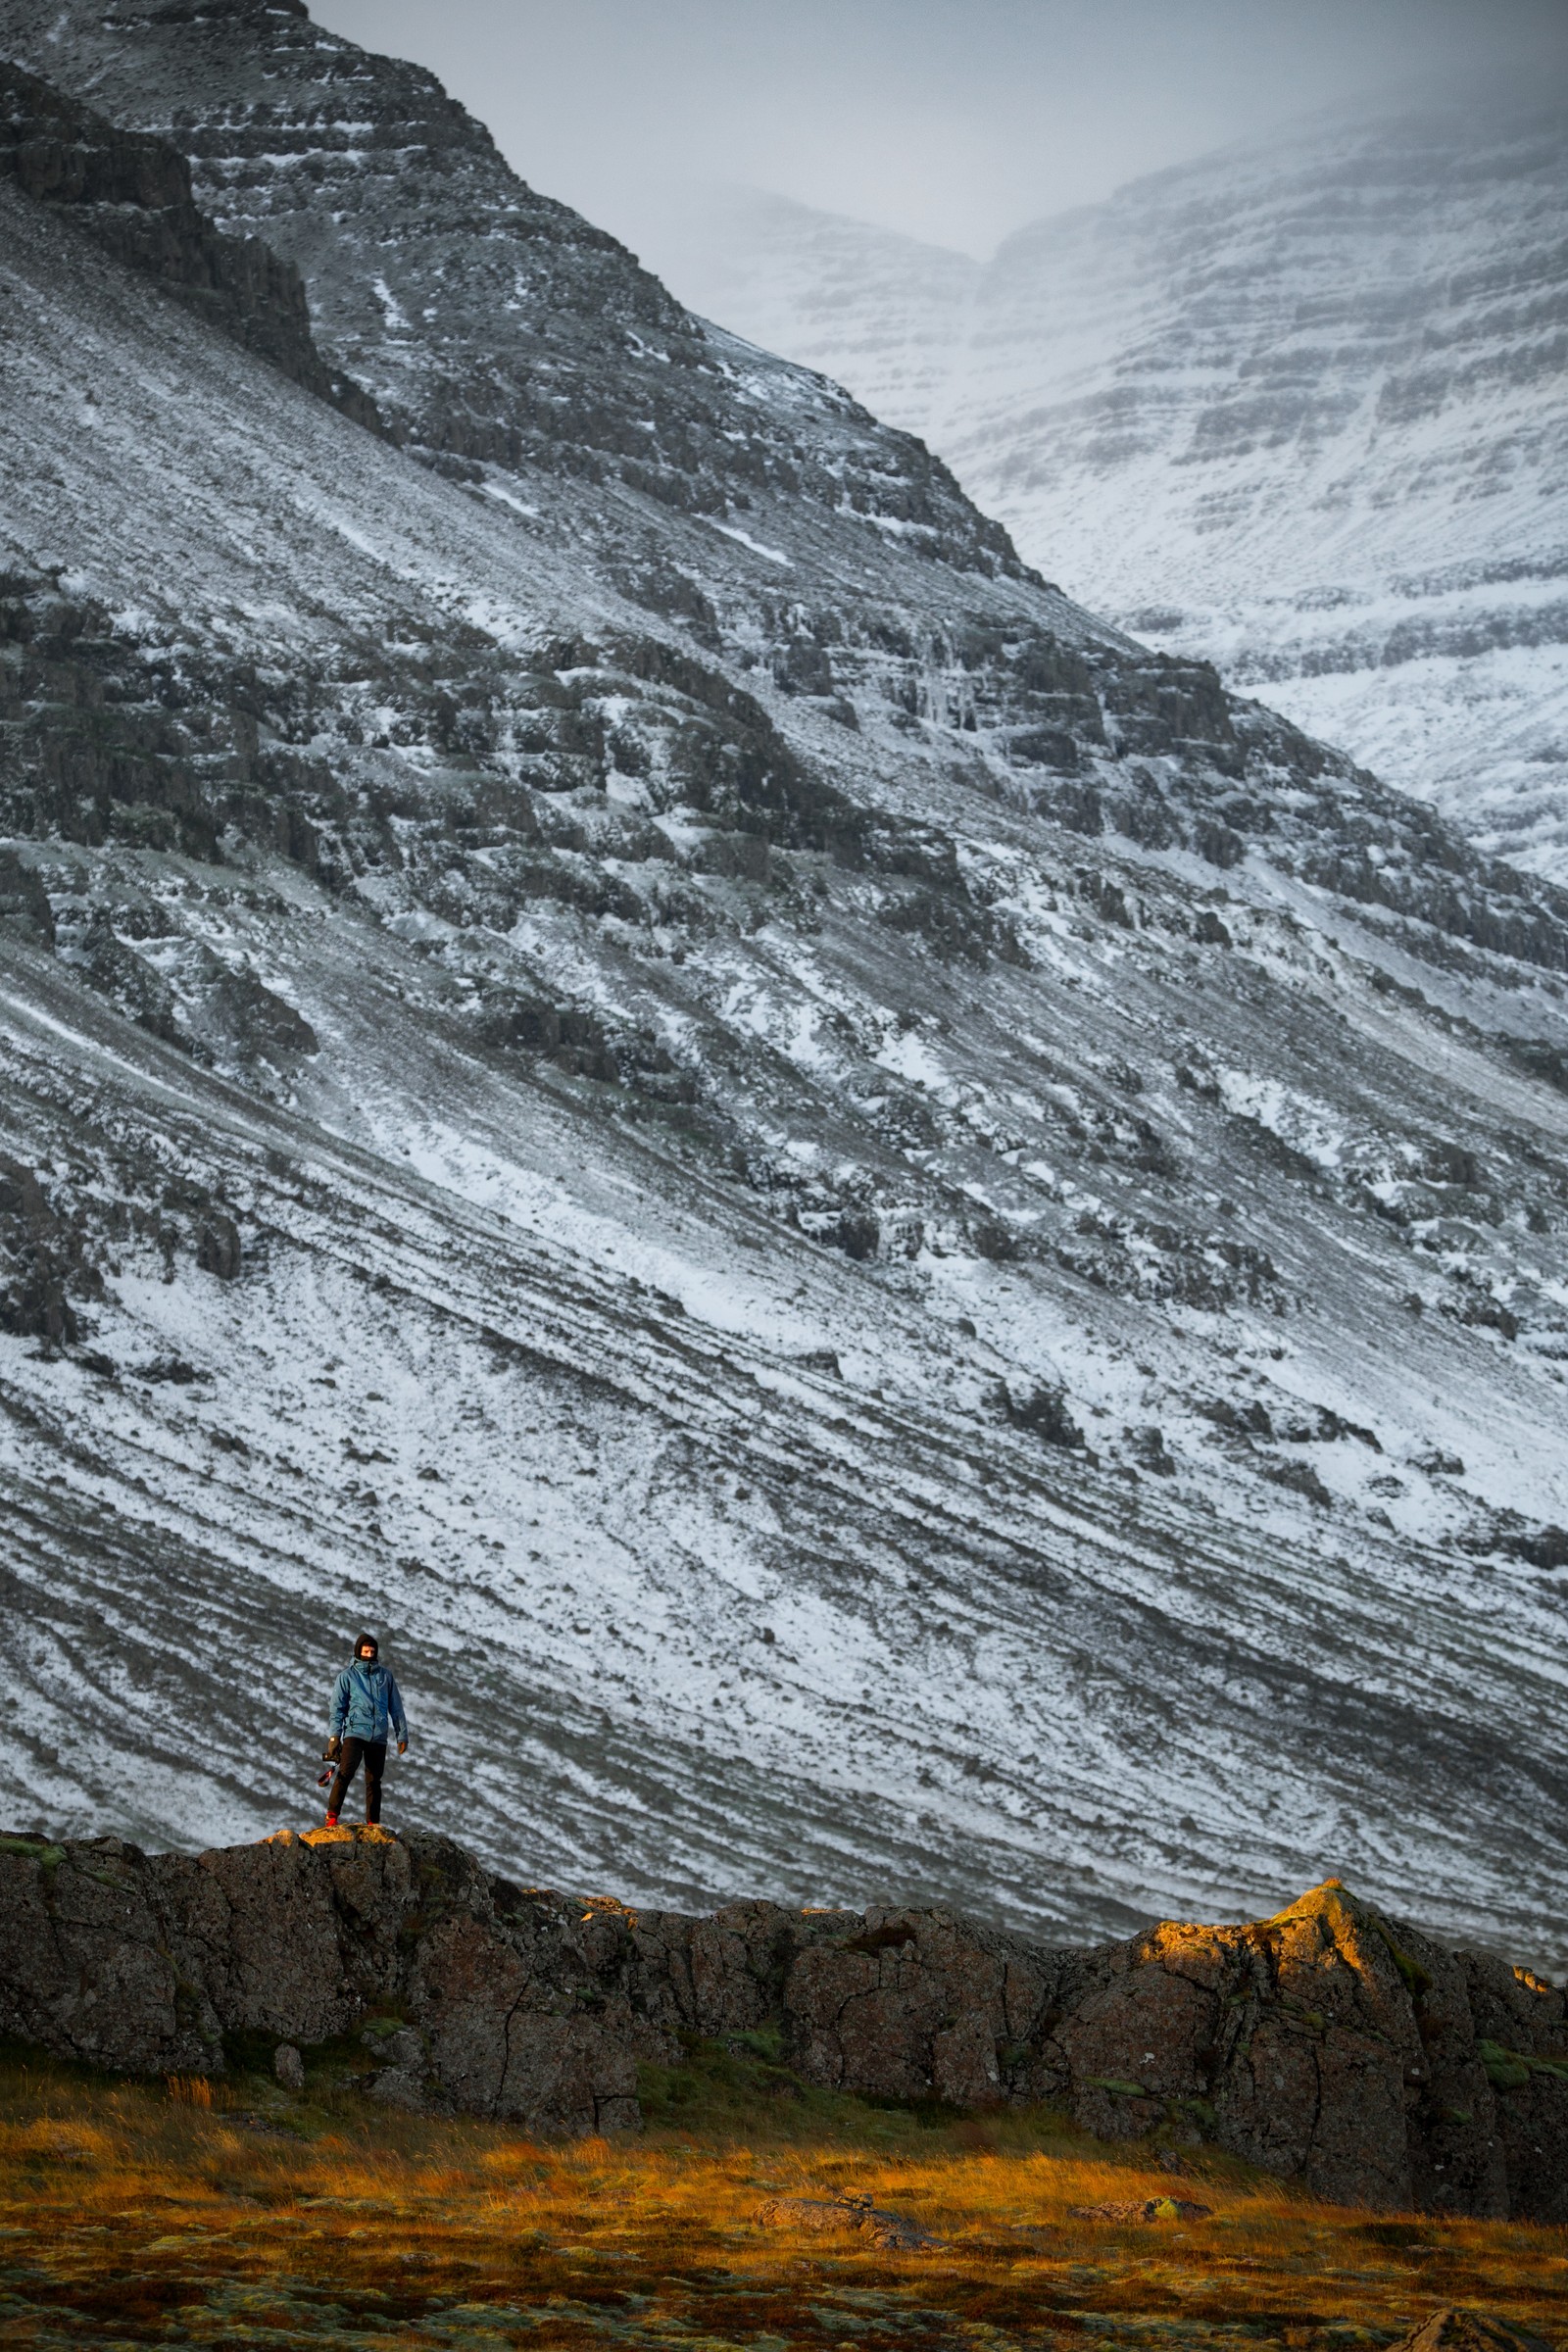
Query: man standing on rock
322 1633 408 1828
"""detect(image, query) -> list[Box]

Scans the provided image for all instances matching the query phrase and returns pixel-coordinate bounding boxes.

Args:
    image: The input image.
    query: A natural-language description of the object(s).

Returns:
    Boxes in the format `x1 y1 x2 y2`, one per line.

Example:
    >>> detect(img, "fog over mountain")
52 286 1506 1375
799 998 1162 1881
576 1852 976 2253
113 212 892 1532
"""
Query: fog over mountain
642 100 1568 882
310 0 1568 260
1 2 1566 1973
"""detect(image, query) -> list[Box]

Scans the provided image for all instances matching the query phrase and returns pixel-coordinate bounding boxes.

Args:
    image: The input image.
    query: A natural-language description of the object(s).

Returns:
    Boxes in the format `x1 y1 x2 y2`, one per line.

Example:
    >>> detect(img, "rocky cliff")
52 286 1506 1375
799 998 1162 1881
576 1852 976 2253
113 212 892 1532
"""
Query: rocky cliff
0 10 1566 1966
0 55 378 428
3 1827 1566 2221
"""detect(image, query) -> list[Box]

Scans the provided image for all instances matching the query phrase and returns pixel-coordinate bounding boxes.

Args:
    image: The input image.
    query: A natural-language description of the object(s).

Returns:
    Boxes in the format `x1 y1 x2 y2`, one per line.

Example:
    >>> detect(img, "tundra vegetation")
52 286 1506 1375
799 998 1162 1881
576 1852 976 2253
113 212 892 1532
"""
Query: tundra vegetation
1 2039 1564 2350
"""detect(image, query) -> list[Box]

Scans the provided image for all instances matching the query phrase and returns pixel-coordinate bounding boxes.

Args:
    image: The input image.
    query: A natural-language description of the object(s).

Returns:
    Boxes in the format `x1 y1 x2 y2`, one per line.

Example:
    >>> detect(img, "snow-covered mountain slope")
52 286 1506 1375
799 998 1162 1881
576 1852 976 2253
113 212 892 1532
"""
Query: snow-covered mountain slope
2 20 1568 1965
0 0 1010 585
645 109 1568 881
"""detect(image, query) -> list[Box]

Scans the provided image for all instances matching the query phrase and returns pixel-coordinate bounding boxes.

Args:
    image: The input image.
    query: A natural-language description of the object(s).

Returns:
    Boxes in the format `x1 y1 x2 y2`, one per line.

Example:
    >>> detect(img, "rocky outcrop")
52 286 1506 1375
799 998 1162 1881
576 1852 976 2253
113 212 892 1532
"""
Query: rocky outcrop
1389 2319 1555 2352
755 2193 943 2248
0 1155 104 1344
2 1830 1563 2219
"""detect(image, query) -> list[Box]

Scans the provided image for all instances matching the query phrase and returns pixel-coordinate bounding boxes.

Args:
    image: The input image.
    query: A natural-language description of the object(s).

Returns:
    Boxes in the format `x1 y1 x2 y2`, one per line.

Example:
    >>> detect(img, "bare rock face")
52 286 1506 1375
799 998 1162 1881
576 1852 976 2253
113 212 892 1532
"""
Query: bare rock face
0 1828 652 2136
0 2 1010 578
0 1155 102 1345
0 57 380 428
1 1830 1563 2218
1459 1950 1568 2223
1043 1886 1502 2216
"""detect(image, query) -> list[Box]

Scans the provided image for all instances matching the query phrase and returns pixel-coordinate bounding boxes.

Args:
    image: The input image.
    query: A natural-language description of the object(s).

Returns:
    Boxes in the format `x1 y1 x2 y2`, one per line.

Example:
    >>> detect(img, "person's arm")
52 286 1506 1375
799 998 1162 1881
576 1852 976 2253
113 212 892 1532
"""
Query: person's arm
388 1673 408 1751
329 1668 350 1740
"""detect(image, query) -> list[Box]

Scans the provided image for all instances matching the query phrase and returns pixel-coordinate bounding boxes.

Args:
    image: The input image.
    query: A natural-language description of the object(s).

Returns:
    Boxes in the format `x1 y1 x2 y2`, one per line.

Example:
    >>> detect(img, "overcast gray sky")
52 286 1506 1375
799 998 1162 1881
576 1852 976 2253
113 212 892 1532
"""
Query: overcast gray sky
313 0 1568 258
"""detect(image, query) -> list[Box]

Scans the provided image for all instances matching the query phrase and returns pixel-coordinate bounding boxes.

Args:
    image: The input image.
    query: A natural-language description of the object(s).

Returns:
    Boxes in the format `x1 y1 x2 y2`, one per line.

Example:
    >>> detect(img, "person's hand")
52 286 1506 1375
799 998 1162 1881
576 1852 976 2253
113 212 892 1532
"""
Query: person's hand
324 1736 341 1760
398 1740 408 1756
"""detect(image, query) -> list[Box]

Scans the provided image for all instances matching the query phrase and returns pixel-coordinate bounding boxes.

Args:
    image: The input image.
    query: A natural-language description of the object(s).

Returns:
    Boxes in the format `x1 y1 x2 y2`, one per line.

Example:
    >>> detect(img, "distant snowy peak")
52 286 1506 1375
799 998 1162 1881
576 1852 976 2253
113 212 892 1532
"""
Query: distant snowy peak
646 107 1568 877
638 183 981 439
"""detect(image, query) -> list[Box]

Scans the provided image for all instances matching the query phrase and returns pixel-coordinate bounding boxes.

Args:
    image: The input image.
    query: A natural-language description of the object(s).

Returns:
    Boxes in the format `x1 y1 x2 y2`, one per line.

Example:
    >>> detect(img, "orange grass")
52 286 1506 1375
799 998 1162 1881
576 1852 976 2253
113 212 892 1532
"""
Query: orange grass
0 2038 1563 2349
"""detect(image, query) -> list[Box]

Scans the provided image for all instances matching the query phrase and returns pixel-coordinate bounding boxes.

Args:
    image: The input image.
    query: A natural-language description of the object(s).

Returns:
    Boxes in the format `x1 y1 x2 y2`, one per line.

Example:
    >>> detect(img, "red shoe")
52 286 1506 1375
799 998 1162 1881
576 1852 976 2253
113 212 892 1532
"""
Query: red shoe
324 1813 339 1828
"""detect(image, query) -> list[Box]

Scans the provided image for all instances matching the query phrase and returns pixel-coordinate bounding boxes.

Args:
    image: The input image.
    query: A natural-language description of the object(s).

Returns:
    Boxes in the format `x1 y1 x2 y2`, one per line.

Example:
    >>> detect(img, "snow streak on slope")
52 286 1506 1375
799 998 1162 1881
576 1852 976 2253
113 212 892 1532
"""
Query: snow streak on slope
644 109 1568 879
2 26 1568 1966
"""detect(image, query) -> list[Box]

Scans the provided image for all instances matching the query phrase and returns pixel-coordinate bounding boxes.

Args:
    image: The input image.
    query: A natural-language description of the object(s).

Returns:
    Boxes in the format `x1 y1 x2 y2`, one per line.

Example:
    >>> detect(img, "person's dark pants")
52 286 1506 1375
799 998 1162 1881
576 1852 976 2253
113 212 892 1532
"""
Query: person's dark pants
326 1737 386 1824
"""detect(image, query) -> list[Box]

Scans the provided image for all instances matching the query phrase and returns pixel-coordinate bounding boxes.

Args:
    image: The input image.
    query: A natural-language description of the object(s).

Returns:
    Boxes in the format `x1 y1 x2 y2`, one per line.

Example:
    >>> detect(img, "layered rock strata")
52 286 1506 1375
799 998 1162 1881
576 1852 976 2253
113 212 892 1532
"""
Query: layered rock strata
3 1829 1564 2220
0 56 379 428
0 0 1010 575
647 108 1568 876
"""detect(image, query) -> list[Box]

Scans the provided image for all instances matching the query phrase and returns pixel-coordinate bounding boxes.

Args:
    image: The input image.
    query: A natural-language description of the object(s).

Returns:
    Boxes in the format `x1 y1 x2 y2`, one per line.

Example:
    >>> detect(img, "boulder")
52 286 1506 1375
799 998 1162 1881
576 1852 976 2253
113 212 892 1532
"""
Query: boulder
755 2192 941 2248
1068 2197 1212 2223
1388 2313 1556 2352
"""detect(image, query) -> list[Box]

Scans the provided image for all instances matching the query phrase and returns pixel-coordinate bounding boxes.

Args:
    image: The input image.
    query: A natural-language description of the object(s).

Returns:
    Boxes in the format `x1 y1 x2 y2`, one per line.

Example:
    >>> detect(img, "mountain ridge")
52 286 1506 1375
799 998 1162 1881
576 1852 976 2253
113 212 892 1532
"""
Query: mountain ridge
0 0 1022 583
0 13 1566 1966
0 52 383 430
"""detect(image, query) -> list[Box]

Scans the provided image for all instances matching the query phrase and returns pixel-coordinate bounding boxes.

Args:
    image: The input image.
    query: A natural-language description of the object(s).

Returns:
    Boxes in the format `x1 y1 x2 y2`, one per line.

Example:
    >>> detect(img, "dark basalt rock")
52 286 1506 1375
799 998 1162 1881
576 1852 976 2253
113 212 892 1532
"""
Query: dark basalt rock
996 1380 1087 1449
0 1155 102 1344
0 57 381 430
0 847 53 942
195 1216 241 1279
3 1834 1563 2219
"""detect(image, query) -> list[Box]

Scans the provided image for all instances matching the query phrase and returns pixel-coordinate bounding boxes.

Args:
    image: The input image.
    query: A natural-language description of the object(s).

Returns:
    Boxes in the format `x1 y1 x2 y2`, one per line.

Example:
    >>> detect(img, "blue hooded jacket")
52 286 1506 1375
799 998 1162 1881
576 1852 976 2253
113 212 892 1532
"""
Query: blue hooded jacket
330 1656 407 1744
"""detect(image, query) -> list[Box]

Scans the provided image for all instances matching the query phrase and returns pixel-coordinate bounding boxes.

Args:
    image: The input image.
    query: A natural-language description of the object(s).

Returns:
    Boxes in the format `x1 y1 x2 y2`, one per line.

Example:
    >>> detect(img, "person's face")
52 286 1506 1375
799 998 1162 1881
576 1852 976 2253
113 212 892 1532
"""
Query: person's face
359 1645 376 1662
